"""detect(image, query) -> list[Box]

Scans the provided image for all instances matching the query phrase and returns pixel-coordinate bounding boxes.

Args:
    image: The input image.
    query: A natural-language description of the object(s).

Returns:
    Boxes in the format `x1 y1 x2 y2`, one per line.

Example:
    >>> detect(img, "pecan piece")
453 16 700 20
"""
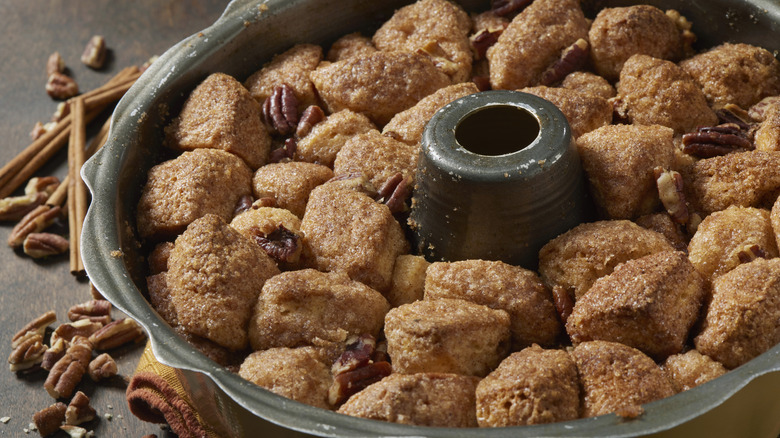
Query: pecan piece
65 391 96 426
88 318 145 351
46 52 65 77
23 233 69 258
269 137 297 163
60 425 89 438
44 336 92 399
51 319 104 346
376 173 412 214
296 105 326 138
42 338 67 372
88 353 118 382
67 300 112 325
682 123 754 158
328 362 392 406
46 72 79 100
0 192 47 222
51 102 70 122
262 84 299 136
416 40 459 78
737 244 767 264
249 225 302 265
654 167 689 225
749 96 780 122
491 0 533 16
8 205 62 248
12 310 56 349
332 334 377 375
8 332 47 372
540 38 589 86
33 402 67 437
551 285 574 325
470 27 505 60
233 194 255 217
81 35 107 69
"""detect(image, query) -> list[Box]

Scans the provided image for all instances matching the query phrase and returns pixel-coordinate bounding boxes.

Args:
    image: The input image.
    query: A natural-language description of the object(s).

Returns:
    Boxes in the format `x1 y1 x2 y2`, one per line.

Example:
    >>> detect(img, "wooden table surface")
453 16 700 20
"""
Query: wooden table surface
0 1 227 437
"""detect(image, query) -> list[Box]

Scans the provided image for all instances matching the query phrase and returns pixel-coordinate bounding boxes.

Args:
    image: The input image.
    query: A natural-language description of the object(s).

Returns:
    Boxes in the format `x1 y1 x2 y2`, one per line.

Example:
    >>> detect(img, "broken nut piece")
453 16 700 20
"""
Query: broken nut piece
46 52 65 77
44 336 93 399
81 35 107 69
33 402 67 437
41 338 67 372
64 391 96 426
8 205 63 248
46 72 79 100
88 318 146 350
60 425 90 438
51 319 104 346
88 353 118 381
654 167 689 225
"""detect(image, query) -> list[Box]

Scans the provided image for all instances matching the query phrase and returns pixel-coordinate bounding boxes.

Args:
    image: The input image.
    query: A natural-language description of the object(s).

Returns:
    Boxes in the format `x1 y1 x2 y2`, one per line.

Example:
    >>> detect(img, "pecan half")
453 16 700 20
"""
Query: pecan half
0 192 47 222
654 167 689 225
23 233 69 258
551 285 574 325
88 318 145 351
470 27 505 60
51 319 104 346
46 52 65 77
81 35 107 69
46 72 79 100
682 123 754 158
737 244 767 264
491 0 533 17
33 402 67 437
44 336 93 399
8 332 47 372
12 310 56 349
67 300 112 325
65 391 96 426
262 84 299 136
249 225 302 265
42 338 67 372
269 137 297 163
296 105 326 138
8 205 62 248
375 173 412 214
540 38 589 86
88 353 118 382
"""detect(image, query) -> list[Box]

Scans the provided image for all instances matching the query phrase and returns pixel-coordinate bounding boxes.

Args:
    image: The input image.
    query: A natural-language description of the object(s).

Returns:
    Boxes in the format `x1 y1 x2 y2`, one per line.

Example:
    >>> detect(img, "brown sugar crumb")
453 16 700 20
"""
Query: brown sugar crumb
694 258 780 369
136 149 253 241
337 373 480 427
239 347 335 410
588 5 684 81
487 0 589 90
310 51 450 126
163 72 271 170
295 109 376 167
680 43 780 109
566 251 706 361
384 298 510 377
661 350 727 393
424 259 561 349
386 254 429 308
167 214 279 351
244 44 323 111
333 130 419 190
248 269 389 350
571 340 675 418
576 124 675 219
372 0 472 83
252 161 333 218
616 55 717 134
538 220 675 301
476 345 580 426
519 86 612 138
326 32 376 62
687 206 778 280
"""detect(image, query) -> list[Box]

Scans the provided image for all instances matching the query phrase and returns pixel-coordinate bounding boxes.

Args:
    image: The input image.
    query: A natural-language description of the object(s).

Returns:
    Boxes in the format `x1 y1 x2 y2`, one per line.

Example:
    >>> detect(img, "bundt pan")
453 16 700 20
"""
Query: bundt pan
81 0 780 436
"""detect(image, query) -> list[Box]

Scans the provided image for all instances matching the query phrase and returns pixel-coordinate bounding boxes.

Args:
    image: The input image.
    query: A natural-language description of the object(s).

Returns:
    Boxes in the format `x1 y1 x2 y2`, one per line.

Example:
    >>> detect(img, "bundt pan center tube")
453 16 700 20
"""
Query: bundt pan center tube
81 0 780 436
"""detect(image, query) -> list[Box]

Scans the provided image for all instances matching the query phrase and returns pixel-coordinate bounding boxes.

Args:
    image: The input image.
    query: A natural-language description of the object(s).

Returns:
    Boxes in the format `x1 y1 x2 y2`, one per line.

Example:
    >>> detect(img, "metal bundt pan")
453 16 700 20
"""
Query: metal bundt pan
81 0 780 436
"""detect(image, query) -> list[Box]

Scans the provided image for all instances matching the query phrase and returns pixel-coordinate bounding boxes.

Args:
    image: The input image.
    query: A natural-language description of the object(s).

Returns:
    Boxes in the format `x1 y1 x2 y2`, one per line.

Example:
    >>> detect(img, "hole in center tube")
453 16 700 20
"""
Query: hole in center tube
455 105 540 156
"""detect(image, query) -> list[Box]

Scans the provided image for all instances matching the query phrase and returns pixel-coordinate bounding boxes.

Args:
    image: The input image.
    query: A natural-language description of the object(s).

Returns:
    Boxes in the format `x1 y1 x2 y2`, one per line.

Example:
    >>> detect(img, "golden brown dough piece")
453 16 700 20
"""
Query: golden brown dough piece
310 51 450 126
476 345 580 426
615 55 717 134
538 220 675 300
146 272 176 326
301 181 408 292
383 82 479 145
772 195 780 245
754 101 780 151
295 110 376 167
680 43 780 109
386 254 429 308
519 86 612 138
560 71 616 100
372 0 472 83
248 269 389 351
244 44 323 111
487 0 589 90
571 340 675 418
326 32 376 62
239 347 335 410
694 258 780 369
163 72 271 170
168 214 280 351
148 241 174 275
252 161 334 218
337 373 480 427
687 206 778 280
576 124 675 219
333 130 419 190
424 259 561 349
661 350 727 393
567 251 706 361
136 149 252 241
384 298 510 377
588 5 684 81
683 151 780 215
634 213 688 251
230 206 305 270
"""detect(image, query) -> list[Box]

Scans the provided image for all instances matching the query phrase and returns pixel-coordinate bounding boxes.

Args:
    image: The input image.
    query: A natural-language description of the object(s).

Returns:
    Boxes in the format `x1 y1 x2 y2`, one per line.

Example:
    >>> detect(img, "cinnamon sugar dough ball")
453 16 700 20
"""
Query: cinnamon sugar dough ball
326 32 376 62
571 340 675 418
576 124 675 219
519 86 612 138
252 161 333 218
383 82 478 146
239 346 336 410
588 5 684 81
384 298 511 377
680 43 780 109
333 130 419 190
163 72 271 170
476 345 580 426
301 181 408 293
487 0 589 90
295 110 376 167
755 101 780 152
561 71 616 100
567 251 706 361
337 373 480 427
372 0 472 83
538 220 675 301
424 259 561 349
683 151 780 215
772 195 780 245
688 206 778 280
230 206 305 270
694 258 780 369
616 55 718 134
168 214 280 351
148 241 174 275
147 272 176 326
248 269 389 351
310 51 450 127
635 213 688 252
661 350 727 393
137 149 252 241
387 254 429 308
244 44 323 112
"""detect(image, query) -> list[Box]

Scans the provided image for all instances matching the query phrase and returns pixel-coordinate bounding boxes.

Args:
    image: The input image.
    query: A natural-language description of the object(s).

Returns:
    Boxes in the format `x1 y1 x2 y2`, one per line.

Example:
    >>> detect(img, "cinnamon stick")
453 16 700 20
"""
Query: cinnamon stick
69 97 87 276
46 175 68 208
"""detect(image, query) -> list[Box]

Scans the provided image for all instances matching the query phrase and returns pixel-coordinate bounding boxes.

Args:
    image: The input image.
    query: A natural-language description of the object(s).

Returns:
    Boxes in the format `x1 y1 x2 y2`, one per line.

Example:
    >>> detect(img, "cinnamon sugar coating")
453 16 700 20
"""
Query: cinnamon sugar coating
252 161 333 218
333 130 419 189
326 32 376 62
146 272 177 326
295 109 376 167
634 213 688 251
561 71 616 100
244 44 323 111
661 350 727 393
519 86 612 138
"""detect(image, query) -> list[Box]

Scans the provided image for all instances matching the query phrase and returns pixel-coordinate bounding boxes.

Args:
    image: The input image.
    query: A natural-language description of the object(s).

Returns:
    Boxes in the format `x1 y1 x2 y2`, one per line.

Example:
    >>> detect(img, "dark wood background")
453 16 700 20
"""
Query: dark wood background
0 1 228 437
